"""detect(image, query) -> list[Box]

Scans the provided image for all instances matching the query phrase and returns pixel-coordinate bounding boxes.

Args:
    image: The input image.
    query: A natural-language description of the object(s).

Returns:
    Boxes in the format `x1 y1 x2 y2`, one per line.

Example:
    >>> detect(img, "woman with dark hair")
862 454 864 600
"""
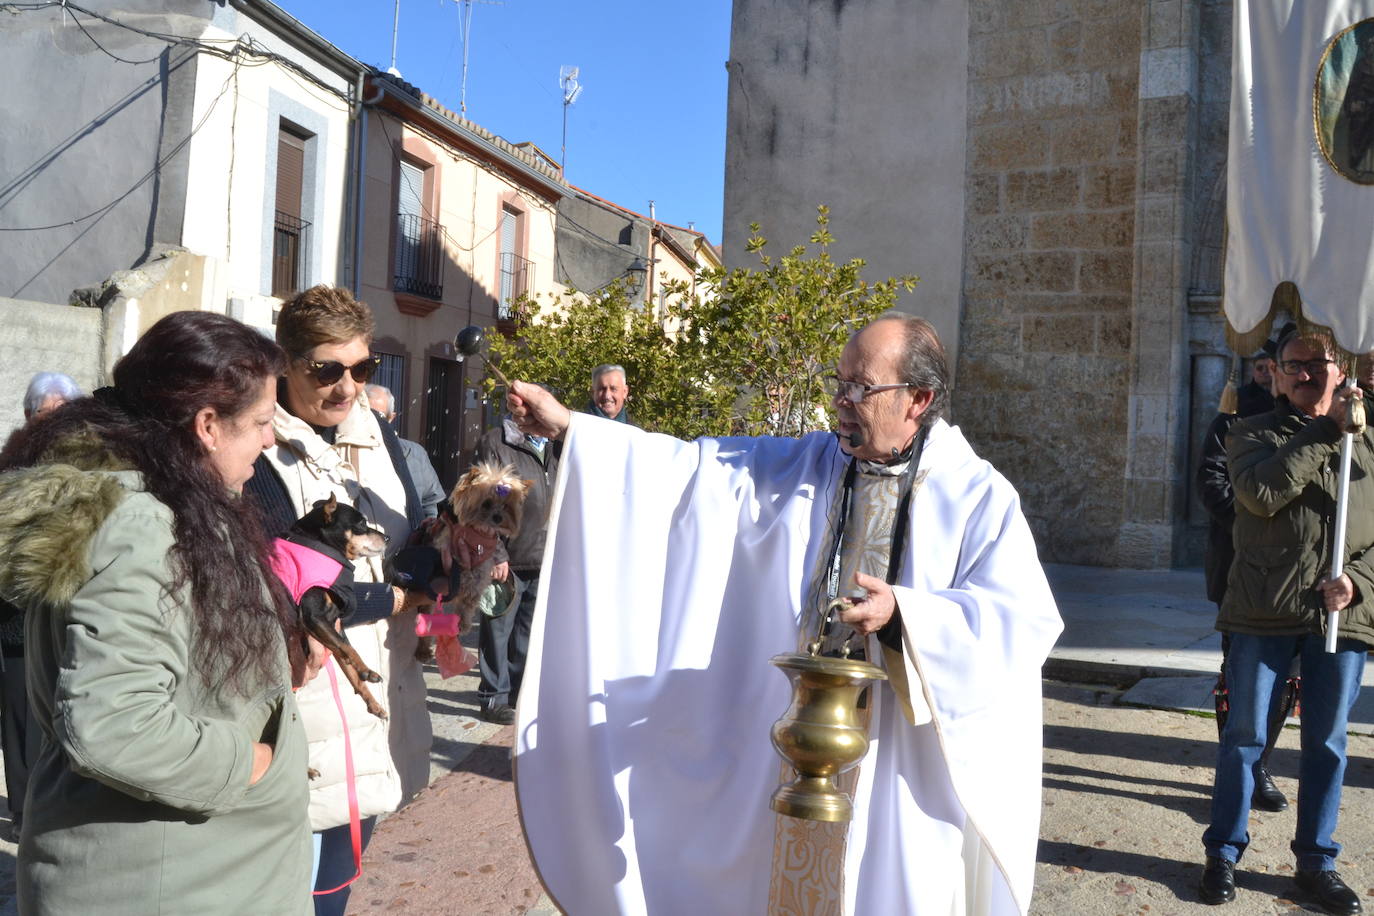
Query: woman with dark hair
0 310 315 915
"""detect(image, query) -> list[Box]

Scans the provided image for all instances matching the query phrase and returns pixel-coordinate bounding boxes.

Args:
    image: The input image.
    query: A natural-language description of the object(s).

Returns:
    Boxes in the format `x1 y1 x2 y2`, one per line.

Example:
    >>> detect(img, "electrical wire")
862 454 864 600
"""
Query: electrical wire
0 2 352 102
372 107 566 254
66 6 166 65
3 2 650 264
0 0 362 231
0 53 243 232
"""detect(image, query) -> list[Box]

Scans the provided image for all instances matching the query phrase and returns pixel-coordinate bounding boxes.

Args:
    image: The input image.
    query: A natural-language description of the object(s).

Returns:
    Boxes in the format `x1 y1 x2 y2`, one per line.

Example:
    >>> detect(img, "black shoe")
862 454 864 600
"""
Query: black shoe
1295 869 1363 915
1252 768 1288 812
1199 856 1236 905
481 704 516 725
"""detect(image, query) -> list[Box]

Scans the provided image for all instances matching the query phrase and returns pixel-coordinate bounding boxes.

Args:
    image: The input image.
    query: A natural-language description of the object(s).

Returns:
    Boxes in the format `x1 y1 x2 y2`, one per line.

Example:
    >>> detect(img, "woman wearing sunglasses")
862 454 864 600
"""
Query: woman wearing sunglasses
242 285 437 916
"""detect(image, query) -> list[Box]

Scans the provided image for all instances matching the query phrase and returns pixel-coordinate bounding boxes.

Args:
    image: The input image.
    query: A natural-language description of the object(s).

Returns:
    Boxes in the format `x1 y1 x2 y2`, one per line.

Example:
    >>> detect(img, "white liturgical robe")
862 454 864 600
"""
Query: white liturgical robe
514 415 1062 915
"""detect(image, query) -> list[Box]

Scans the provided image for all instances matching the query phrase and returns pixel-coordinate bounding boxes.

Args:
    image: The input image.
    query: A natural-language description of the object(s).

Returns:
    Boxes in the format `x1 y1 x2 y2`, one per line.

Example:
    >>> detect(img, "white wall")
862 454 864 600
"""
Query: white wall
180 15 355 310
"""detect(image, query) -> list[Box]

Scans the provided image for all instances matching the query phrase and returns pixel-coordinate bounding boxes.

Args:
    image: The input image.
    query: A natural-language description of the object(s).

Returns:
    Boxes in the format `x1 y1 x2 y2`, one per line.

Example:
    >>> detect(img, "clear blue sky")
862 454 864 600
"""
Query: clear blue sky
275 0 732 243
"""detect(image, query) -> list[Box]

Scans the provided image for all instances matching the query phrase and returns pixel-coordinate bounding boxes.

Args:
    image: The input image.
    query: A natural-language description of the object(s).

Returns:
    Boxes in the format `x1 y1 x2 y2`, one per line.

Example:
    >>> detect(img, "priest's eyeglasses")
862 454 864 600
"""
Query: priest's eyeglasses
1277 358 1336 376
823 375 915 404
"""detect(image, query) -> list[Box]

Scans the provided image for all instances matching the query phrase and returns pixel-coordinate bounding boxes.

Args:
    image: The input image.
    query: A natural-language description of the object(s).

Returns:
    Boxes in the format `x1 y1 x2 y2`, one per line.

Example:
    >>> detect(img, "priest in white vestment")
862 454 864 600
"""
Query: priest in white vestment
506 315 1063 915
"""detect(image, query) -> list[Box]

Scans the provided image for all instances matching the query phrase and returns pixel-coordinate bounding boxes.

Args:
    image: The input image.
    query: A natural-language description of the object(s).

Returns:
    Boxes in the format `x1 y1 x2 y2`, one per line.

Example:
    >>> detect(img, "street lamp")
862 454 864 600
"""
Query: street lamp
625 257 648 299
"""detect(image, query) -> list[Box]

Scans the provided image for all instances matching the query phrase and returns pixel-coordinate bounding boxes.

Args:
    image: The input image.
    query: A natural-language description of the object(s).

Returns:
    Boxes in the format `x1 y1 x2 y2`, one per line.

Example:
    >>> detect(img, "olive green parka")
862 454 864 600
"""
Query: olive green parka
1220 397 1374 644
0 450 311 915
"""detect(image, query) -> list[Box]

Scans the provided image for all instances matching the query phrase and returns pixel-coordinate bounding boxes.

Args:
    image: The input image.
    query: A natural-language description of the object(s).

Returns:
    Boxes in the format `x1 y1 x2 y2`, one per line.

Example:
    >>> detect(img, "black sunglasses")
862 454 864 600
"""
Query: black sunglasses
294 354 381 386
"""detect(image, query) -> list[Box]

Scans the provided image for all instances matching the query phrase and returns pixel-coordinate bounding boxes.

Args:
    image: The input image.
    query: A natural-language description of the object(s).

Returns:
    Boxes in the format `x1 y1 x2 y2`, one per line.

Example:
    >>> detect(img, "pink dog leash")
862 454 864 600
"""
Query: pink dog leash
312 657 362 896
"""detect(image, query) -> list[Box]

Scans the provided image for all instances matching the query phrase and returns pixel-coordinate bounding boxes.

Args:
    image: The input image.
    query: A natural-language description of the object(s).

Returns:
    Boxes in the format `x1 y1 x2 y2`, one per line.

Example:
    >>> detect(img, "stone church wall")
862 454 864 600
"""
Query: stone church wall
954 0 1145 564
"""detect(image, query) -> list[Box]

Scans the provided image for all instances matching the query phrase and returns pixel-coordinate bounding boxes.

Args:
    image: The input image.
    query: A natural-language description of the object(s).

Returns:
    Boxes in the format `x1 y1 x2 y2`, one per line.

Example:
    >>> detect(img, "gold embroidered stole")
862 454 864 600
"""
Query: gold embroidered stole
766 465 907 914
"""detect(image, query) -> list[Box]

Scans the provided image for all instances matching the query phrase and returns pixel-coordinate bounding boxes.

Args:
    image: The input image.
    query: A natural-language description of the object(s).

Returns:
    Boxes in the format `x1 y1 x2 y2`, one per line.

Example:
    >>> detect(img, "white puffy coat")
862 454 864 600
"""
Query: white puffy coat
264 396 432 831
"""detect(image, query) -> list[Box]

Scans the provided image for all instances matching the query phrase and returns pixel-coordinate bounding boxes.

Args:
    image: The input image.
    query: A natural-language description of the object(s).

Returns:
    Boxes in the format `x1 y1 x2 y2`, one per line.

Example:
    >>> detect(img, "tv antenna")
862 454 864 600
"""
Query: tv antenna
441 0 504 116
560 65 583 175
387 0 402 77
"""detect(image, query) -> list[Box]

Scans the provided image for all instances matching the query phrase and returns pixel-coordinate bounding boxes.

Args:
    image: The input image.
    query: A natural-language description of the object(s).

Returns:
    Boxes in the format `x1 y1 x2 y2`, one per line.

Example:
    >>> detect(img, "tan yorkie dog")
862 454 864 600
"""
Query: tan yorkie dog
422 461 531 647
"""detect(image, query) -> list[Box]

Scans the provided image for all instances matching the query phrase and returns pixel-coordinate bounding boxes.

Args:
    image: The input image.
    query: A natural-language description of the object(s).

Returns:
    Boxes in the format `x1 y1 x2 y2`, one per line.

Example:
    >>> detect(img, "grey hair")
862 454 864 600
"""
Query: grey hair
875 312 949 428
591 364 627 386
364 383 395 416
23 372 84 416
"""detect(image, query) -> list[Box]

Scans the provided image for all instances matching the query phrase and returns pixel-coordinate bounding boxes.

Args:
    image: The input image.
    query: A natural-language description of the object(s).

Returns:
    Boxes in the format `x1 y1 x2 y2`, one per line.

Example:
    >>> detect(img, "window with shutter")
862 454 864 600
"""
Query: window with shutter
272 125 311 298
498 206 529 319
394 161 442 300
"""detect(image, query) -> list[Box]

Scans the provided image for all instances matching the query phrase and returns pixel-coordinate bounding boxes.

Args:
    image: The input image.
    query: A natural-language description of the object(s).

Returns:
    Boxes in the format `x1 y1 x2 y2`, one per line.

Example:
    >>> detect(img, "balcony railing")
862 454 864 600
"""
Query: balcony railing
394 213 444 300
272 210 311 298
499 252 533 319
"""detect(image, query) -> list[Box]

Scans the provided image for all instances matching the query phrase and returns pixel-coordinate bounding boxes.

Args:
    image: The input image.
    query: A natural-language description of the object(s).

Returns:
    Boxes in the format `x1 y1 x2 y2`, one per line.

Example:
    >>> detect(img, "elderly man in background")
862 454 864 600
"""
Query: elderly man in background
23 372 83 420
1199 328 1374 914
1 371 85 839
1197 337 1294 815
507 314 1062 915
366 383 445 518
585 363 632 423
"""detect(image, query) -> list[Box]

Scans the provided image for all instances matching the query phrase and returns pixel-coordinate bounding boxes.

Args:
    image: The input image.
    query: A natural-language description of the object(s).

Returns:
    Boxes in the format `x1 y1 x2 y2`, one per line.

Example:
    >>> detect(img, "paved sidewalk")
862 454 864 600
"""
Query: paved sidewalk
0 563 1369 915
1043 563 1374 736
349 663 559 915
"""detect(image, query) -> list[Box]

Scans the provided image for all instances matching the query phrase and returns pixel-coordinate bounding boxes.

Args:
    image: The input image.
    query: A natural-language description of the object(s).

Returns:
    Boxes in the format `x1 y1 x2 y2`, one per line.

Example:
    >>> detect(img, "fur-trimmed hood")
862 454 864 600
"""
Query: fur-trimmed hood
0 434 139 610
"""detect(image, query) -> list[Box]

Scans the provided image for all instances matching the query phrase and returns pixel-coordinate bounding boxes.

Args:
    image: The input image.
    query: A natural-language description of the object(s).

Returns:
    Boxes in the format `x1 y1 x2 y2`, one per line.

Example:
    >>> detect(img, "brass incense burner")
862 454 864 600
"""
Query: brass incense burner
768 598 888 822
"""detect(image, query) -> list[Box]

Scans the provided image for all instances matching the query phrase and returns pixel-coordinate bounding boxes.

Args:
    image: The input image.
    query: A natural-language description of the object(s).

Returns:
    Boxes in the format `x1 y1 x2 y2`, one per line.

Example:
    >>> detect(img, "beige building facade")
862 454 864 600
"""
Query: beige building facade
358 75 569 483
726 0 1233 567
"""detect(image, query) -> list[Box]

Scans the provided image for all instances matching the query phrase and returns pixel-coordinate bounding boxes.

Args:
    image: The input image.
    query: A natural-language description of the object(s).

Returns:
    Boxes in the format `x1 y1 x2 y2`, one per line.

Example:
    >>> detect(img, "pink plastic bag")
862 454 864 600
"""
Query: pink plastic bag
435 633 475 679
417 611 474 678
415 612 460 637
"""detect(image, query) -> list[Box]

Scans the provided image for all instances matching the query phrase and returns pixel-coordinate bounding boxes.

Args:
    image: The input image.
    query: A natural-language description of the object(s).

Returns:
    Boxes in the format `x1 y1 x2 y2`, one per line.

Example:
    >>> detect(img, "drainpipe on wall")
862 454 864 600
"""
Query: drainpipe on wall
348 69 366 295
351 77 384 296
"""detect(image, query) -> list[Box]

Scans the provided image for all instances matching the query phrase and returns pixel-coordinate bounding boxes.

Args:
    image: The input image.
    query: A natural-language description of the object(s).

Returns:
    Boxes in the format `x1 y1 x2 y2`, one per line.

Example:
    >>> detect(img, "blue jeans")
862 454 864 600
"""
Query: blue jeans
1203 632 1366 870
312 816 376 916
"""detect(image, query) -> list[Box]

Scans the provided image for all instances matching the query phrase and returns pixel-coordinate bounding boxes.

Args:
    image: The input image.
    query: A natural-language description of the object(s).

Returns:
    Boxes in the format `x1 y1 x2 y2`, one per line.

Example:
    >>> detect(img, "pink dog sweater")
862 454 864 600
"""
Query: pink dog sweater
268 537 353 611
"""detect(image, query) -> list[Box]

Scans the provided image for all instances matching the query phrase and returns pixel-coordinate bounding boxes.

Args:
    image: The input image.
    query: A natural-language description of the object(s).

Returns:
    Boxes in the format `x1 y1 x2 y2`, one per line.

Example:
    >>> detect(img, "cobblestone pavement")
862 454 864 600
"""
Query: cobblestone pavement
2 675 1372 915
1036 680 1374 915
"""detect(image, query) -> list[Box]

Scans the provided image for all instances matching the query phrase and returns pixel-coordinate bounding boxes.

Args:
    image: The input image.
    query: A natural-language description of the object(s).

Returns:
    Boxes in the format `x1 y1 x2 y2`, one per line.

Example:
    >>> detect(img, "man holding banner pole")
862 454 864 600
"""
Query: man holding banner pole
1199 327 1372 913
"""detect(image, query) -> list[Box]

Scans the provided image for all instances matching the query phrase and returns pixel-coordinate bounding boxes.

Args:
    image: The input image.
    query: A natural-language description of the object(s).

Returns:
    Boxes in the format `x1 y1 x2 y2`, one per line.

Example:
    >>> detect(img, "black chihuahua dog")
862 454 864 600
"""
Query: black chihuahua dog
270 495 389 719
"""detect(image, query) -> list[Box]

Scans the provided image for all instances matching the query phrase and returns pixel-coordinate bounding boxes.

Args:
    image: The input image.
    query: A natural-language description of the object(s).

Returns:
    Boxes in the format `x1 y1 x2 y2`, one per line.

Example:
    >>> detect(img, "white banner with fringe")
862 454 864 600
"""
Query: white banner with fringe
1224 1 1374 356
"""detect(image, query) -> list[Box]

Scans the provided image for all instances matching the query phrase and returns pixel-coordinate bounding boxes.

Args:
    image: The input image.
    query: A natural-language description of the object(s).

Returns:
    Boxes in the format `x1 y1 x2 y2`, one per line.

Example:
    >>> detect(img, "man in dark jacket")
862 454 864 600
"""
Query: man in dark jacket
1236 348 1277 418
1199 329 1373 914
474 414 561 724
1197 346 1293 814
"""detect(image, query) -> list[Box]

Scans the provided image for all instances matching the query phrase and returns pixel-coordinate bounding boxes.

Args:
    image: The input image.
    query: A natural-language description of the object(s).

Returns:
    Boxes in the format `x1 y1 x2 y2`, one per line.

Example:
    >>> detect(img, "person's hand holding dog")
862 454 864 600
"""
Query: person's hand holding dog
391 587 435 616
289 631 330 691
